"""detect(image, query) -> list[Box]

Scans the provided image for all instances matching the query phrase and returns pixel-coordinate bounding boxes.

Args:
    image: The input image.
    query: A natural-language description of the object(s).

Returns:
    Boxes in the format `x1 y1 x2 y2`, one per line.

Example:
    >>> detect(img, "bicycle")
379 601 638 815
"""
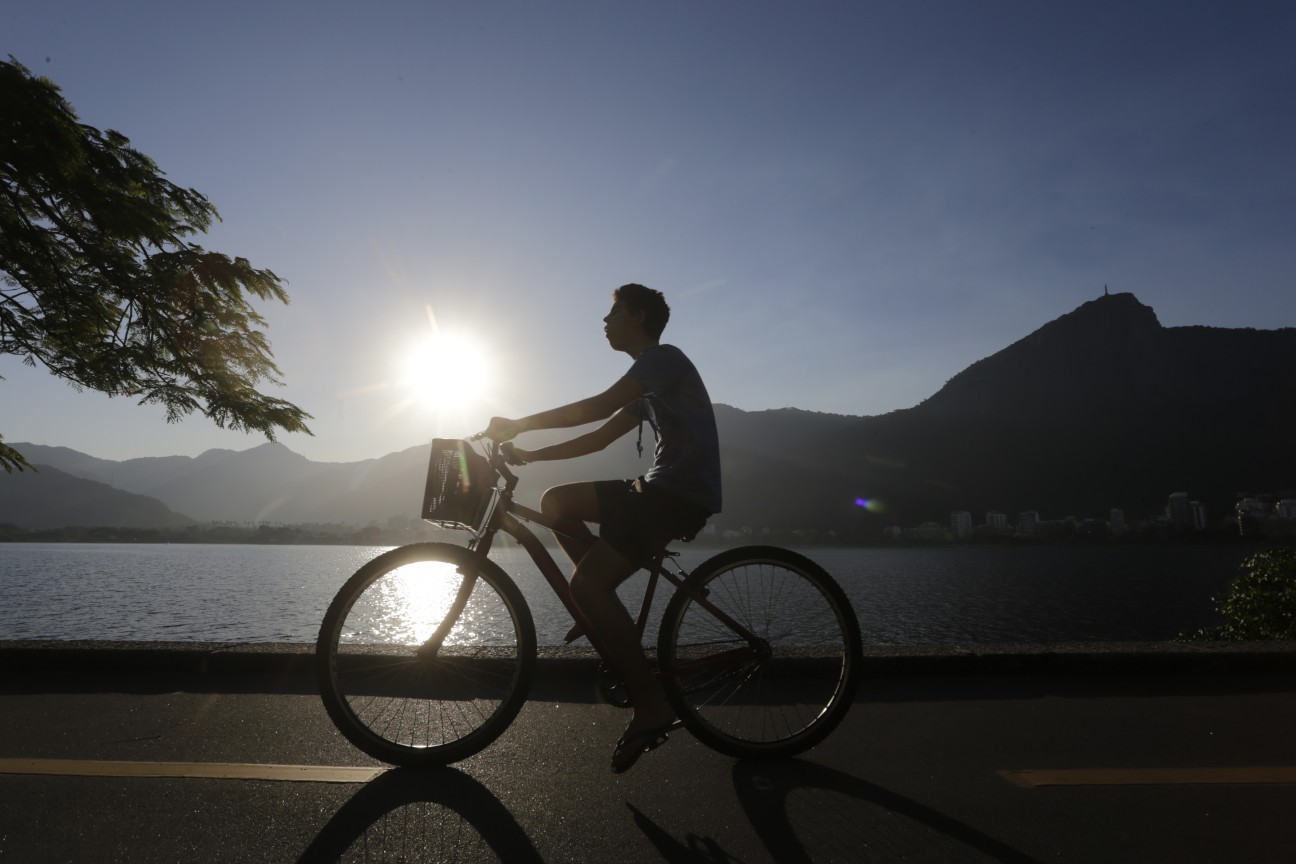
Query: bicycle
316 437 863 767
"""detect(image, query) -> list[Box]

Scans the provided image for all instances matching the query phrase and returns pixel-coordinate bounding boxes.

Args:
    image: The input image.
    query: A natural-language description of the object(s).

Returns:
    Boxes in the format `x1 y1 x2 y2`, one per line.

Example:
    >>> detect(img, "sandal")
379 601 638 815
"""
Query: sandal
611 721 679 774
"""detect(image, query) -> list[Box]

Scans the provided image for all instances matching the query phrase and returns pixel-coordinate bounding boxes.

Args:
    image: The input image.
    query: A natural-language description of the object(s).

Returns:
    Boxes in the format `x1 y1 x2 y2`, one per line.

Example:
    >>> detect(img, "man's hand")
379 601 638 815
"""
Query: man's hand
483 416 523 442
501 443 532 465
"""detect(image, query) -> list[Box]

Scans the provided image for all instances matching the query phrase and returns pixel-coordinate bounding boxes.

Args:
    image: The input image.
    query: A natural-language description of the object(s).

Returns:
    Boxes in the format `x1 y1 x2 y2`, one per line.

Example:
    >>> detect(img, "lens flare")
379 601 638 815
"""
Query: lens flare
854 497 885 514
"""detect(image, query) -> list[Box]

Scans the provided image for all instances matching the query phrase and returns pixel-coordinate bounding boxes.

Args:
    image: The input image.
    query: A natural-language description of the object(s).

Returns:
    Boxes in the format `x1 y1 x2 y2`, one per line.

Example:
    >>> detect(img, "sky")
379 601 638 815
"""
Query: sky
3 0 1294 465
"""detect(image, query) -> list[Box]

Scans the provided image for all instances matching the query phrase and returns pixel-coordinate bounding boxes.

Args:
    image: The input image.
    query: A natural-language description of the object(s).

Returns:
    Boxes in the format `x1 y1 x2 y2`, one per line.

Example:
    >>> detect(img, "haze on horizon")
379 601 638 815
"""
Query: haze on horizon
2 1 1293 464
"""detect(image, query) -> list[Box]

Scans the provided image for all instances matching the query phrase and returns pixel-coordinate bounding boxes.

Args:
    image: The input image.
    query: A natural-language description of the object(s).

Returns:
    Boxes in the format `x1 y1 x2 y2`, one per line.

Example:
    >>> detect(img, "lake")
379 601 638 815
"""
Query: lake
0 542 1257 645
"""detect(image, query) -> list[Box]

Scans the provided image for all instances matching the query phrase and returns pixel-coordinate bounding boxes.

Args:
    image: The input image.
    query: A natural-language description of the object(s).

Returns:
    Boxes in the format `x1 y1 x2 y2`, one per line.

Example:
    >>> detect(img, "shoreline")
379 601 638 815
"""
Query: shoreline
4 639 1295 682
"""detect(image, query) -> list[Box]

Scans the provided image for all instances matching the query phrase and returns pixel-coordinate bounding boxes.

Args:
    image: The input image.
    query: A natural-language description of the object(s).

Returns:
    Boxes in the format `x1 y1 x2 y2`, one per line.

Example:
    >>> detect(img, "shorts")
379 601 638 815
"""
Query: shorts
594 477 711 565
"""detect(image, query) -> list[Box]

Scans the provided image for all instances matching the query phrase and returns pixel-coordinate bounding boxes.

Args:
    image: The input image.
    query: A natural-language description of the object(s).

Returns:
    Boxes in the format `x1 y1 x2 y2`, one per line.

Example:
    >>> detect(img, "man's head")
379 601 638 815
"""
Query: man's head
612 283 670 341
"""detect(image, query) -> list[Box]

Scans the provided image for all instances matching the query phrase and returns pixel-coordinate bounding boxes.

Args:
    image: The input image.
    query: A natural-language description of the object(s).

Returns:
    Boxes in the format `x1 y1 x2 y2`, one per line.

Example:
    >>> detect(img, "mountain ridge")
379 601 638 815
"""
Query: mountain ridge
0 464 193 529
5 292 1294 535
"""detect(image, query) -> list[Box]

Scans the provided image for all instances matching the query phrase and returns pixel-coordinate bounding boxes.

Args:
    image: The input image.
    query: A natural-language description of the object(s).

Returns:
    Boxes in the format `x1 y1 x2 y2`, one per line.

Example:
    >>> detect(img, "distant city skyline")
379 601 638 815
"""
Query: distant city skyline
3 2 1295 464
932 487 1296 542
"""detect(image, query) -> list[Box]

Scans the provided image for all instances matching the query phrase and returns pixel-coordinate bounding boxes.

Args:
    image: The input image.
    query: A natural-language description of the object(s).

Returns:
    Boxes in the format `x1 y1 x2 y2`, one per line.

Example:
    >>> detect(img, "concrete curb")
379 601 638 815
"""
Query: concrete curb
3 640 1296 683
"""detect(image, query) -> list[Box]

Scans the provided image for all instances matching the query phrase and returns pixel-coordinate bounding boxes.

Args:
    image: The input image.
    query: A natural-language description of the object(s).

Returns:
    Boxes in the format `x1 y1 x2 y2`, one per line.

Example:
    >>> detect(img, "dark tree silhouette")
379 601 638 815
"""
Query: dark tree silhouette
0 58 311 472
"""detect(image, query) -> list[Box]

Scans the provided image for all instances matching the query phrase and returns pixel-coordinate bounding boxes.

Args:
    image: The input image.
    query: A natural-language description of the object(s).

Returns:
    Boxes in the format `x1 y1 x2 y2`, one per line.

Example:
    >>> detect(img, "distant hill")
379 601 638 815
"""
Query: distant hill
9 442 404 525
0 464 193 529
6 436 652 527
6 292 1294 535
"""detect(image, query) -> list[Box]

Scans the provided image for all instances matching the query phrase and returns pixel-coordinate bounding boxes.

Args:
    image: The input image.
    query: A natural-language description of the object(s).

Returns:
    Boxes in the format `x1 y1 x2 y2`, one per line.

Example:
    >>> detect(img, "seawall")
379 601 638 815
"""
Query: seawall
3 639 1295 685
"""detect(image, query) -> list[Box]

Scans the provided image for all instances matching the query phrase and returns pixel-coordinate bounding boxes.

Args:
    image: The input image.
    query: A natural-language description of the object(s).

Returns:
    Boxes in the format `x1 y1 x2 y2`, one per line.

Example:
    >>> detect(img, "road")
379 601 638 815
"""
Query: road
2 658 1295 863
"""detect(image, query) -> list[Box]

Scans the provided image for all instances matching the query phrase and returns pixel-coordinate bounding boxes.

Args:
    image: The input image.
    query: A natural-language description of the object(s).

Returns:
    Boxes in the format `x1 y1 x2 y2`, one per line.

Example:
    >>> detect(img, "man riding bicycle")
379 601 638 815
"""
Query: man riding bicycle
483 282 722 773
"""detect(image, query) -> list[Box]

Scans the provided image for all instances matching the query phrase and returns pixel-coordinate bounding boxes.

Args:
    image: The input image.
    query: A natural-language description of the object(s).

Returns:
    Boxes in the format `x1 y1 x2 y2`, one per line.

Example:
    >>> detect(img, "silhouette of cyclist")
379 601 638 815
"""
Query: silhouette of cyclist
484 282 721 772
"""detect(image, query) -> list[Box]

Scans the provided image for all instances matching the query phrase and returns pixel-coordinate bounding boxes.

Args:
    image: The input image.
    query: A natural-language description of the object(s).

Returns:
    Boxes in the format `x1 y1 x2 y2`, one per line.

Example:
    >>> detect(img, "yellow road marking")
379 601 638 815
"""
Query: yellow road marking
1000 767 1296 788
0 758 384 784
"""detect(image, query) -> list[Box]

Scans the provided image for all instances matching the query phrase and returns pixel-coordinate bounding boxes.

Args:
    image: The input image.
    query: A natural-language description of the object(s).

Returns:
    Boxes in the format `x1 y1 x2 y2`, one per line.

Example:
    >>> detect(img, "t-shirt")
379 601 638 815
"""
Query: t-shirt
621 344 722 514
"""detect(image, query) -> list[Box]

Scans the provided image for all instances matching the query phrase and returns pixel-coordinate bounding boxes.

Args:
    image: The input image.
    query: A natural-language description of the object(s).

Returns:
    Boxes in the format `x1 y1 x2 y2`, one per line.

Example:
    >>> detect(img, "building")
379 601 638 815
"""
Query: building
908 522 947 543
1237 497 1268 534
1190 500 1207 531
950 511 972 540
1167 493 1192 529
986 512 1009 535
1167 493 1206 531
1109 508 1126 536
1236 496 1296 537
1018 511 1040 537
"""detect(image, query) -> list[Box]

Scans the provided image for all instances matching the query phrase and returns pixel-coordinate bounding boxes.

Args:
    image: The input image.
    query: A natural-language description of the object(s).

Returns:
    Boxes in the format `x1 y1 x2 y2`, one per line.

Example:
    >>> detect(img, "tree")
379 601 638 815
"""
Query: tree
1182 548 1296 641
0 58 311 472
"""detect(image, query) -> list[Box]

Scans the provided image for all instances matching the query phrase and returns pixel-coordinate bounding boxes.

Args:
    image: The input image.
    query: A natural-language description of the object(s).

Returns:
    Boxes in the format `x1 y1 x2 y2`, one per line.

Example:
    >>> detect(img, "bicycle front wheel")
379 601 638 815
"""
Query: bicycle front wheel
317 543 536 766
657 546 862 759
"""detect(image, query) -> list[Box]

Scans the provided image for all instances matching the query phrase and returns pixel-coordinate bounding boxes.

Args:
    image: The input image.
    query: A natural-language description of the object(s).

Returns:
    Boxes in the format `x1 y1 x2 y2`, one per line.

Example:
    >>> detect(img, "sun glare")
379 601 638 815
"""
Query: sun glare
399 328 495 415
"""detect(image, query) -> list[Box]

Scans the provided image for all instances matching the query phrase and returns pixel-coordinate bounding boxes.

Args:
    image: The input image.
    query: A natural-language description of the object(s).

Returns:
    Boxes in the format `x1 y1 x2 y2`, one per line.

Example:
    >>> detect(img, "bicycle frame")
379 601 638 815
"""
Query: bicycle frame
435 442 768 680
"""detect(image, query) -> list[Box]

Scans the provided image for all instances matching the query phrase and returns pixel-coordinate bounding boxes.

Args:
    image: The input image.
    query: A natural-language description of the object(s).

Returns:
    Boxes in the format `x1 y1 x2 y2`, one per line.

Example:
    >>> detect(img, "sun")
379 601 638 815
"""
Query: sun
398 328 495 415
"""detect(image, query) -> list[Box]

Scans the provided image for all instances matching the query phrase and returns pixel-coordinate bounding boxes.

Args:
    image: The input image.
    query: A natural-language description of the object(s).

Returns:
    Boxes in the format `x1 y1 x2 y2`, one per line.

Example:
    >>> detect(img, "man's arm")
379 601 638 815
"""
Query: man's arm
485 375 645 443
516 409 640 463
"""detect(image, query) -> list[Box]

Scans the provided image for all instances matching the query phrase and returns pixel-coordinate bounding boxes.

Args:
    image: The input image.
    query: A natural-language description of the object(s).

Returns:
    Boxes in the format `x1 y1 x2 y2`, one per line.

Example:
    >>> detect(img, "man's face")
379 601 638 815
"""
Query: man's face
603 300 644 351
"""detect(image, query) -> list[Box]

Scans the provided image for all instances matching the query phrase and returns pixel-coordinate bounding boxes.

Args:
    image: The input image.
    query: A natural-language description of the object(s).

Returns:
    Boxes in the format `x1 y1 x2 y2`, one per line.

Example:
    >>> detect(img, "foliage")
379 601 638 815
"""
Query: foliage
1182 548 1296 641
0 58 310 472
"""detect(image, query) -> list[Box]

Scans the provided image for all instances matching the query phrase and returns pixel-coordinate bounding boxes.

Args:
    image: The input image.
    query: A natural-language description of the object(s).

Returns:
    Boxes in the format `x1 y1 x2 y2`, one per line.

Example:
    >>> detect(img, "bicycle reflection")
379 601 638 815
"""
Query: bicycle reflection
297 766 542 864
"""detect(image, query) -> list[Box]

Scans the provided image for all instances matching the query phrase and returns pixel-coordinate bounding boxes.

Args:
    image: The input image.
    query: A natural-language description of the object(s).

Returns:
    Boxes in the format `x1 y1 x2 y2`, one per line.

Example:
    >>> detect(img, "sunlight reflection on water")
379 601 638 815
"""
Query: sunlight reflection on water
337 558 519 648
342 560 460 646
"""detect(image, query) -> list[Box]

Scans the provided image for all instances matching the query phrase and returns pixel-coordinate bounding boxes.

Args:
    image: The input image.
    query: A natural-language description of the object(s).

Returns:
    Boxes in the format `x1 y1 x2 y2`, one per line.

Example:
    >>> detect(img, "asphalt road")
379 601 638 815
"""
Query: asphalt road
2 663 1295 863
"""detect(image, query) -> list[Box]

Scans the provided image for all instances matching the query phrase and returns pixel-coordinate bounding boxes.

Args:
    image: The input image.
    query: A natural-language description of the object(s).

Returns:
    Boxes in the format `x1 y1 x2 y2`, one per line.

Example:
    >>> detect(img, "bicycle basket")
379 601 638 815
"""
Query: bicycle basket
421 439 496 530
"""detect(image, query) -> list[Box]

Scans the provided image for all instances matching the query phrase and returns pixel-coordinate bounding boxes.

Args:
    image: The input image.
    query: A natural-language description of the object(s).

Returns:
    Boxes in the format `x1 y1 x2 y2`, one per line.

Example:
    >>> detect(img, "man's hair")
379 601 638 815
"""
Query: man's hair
614 283 670 340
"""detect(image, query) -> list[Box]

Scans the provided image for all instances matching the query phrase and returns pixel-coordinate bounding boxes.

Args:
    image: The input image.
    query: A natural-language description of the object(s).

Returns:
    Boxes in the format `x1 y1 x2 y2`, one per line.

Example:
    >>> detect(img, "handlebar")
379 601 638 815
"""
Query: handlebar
468 433 521 492
469 432 526 464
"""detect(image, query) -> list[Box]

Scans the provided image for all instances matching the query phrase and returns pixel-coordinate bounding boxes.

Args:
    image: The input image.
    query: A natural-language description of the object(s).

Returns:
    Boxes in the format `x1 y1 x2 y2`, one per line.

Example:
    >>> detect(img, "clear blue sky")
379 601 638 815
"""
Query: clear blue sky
3 1 1294 464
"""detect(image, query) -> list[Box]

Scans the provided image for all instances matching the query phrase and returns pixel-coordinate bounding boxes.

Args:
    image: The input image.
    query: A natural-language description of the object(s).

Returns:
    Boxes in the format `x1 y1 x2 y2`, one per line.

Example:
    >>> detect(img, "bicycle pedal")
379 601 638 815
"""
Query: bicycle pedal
596 663 632 708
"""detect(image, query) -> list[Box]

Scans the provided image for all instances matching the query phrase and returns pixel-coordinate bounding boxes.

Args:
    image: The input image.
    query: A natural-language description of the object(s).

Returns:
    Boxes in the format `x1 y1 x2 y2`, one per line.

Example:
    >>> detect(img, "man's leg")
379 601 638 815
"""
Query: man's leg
570 540 676 736
539 483 599 565
542 481 676 755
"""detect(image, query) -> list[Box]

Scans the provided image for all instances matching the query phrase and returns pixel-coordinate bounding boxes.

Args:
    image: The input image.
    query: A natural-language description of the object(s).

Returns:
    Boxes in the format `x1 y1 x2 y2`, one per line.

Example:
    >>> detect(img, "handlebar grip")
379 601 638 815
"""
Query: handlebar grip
500 442 526 466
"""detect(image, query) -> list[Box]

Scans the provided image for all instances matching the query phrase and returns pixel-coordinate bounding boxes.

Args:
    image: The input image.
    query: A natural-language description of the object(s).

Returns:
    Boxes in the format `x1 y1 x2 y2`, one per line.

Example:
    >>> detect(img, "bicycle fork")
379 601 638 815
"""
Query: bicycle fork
416 535 496 660
416 567 479 660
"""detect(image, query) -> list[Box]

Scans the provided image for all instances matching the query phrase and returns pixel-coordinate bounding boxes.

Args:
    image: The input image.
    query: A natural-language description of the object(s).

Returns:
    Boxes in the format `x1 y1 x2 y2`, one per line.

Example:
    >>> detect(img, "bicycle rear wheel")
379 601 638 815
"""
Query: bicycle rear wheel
657 546 862 759
317 543 536 766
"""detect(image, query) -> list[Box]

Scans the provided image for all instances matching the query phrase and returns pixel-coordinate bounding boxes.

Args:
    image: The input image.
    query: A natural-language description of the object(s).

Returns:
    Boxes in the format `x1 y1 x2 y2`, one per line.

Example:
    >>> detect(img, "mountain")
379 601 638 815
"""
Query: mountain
9 441 396 525
6 293 1294 535
0 464 192 529
7 436 654 527
813 292 1296 528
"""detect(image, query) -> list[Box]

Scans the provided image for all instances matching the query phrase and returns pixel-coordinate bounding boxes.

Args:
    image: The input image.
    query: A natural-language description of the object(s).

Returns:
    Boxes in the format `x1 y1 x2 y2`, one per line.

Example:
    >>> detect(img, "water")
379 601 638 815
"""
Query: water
0 542 1255 645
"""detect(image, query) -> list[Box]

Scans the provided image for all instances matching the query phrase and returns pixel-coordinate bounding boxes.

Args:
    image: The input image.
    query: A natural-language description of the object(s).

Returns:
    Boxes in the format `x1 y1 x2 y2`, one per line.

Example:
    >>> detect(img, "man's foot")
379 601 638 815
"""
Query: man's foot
611 720 679 774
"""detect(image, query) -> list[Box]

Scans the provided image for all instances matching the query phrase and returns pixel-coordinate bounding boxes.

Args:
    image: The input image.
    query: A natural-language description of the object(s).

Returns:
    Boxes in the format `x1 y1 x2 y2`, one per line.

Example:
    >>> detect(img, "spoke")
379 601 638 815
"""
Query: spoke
663 552 857 753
